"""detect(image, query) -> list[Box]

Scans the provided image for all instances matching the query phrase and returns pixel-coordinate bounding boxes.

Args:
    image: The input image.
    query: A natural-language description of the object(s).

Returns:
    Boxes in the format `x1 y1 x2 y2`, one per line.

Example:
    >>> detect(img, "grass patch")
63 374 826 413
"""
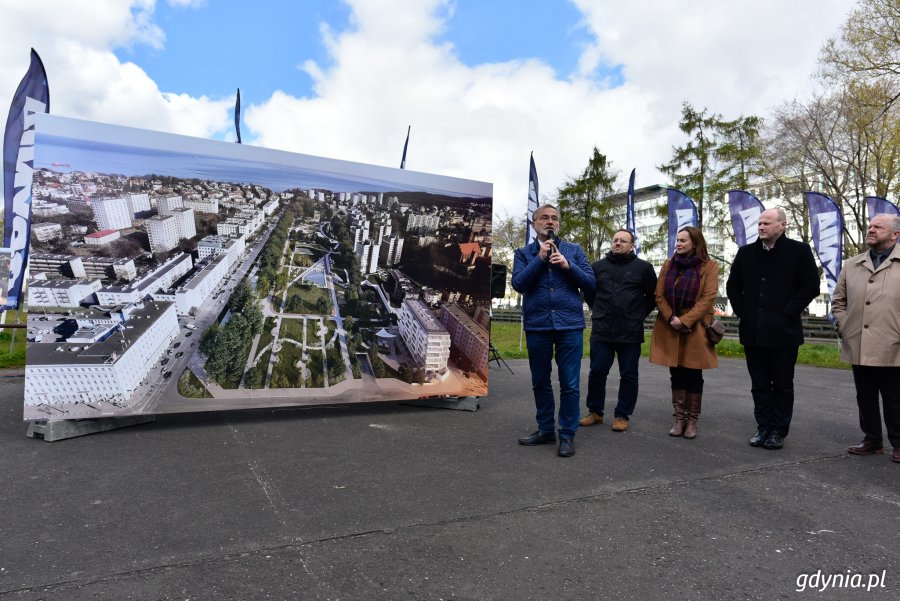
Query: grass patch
0 329 27 369
306 318 323 346
270 342 303 388
489 322 846 370
306 350 325 387
258 317 275 351
284 283 331 314
279 318 305 343
178 369 212 398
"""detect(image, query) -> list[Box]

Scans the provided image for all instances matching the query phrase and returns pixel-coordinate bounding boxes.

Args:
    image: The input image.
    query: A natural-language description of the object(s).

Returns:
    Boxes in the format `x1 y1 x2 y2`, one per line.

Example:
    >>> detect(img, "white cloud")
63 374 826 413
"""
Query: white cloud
247 0 856 218
0 0 230 141
0 0 857 221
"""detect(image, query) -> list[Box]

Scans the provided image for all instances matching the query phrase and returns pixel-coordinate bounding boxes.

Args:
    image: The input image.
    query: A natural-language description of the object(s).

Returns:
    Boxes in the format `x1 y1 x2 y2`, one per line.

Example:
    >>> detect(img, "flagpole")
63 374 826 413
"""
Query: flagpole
520 152 539 352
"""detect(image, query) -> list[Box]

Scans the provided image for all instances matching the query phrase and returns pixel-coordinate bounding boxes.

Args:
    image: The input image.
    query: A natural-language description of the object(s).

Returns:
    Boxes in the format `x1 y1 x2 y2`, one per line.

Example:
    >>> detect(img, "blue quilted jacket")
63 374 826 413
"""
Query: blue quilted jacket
511 239 595 331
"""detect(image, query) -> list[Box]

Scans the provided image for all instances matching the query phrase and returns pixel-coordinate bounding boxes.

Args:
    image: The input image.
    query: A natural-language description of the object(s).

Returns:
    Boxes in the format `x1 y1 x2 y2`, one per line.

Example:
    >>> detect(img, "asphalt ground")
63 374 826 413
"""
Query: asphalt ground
0 357 897 601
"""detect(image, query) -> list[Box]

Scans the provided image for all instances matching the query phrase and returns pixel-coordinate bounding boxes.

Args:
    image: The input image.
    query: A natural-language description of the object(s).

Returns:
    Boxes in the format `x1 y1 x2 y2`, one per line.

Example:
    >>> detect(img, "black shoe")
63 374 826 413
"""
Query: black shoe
519 430 556 445
763 432 784 450
749 429 769 447
558 438 575 457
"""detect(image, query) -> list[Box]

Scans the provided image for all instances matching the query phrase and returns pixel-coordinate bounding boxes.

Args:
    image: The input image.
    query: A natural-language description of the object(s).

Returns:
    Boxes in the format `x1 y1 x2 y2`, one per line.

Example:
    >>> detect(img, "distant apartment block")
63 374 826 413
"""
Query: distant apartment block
197 234 245 262
125 193 151 216
357 240 380 275
183 197 219 214
30 254 138 282
92 197 133 231
25 301 179 408
171 207 197 239
406 213 440 233
32 201 69 218
146 214 179 254
27 279 102 308
397 297 451 375
152 253 232 314
386 234 404 266
97 253 192 306
439 303 489 378
31 223 62 242
157 195 184 216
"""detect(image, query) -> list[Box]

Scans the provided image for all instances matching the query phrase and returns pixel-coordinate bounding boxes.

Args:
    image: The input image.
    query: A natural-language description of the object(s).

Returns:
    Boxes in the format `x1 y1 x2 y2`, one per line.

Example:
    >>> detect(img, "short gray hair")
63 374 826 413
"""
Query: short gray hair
533 203 559 219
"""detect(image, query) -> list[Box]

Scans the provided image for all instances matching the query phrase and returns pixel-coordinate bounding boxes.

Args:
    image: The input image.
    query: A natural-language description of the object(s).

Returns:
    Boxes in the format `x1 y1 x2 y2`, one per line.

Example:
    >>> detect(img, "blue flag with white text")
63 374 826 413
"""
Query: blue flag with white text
234 88 242 144
805 191 842 302
400 125 410 169
666 188 698 257
626 168 638 256
526 152 539 245
866 196 899 219
2 49 49 310
728 190 765 247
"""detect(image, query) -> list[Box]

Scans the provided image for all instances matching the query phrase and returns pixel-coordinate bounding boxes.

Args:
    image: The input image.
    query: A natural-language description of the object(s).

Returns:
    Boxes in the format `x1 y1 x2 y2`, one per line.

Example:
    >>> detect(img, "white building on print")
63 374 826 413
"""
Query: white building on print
27 279 102 308
125 193 151 216
97 253 192 306
24 301 179 411
157 195 184 216
91 197 133 231
171 207 196 240
183 197 219 214
397 297 451 376
146 214 179 254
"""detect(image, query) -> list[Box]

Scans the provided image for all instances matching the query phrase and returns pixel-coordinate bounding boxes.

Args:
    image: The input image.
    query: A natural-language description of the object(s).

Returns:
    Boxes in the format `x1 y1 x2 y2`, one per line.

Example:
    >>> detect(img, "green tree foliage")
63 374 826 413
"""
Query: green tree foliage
229 280 254 314
658 103 721 227
819 0 899 113
198 323 220 356
256 275 271 298
555 147 620 258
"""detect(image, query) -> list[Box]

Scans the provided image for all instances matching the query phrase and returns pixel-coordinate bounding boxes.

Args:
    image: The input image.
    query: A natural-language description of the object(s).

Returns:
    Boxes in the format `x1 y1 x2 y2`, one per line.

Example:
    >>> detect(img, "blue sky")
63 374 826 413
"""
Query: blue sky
114 0 610 108
0 0 857 218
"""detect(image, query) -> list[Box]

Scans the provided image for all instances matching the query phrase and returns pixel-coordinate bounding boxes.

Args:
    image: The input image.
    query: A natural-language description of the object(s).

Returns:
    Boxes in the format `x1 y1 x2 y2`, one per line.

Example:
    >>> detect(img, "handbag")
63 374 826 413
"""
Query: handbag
703 317 726 344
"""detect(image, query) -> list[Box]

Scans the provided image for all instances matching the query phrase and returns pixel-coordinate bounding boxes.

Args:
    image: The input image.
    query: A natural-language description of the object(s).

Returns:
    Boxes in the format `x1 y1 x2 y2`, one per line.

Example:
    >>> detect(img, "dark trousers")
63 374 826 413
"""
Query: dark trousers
585 340 641 419
669 366 703 394
744 345 799 436
851 365 900 449
525 329 584 440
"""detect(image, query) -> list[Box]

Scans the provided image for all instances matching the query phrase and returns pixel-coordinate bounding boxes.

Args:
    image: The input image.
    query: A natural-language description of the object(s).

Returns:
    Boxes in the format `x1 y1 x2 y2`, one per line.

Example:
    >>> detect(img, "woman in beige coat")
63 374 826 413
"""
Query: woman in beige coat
649 226 718 439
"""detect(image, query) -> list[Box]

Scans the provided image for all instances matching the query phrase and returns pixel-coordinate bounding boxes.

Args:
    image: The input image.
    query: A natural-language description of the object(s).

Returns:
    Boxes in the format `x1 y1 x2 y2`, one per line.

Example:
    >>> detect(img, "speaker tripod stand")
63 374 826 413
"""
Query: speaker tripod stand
489 342 513 374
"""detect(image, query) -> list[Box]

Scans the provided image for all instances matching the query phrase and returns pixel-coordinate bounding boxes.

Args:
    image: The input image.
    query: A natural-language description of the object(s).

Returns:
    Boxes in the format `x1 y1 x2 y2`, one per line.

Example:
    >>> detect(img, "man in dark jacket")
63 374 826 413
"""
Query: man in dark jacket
512 204 595 457
726 208 820 450
580 229 656 432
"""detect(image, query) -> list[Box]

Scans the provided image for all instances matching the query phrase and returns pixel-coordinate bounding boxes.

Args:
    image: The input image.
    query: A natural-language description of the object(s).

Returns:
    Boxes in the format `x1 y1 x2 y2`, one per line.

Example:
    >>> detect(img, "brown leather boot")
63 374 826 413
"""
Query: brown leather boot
683 392 702 439
669 389 687 437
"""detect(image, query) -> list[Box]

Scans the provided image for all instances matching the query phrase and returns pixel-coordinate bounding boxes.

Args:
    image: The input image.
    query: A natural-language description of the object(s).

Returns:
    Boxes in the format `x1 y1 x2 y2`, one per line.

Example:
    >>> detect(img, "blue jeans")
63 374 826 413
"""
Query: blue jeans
586 340 641 419
525 329 584 440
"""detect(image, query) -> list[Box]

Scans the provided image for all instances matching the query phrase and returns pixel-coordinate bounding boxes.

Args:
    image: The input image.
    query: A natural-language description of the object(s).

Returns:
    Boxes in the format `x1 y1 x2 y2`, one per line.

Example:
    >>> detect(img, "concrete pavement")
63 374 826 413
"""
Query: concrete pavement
0 357 896 600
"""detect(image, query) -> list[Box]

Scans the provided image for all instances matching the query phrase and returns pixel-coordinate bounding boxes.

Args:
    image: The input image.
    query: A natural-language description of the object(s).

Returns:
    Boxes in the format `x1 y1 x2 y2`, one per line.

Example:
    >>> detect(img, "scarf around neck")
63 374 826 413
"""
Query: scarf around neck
665 253 702 316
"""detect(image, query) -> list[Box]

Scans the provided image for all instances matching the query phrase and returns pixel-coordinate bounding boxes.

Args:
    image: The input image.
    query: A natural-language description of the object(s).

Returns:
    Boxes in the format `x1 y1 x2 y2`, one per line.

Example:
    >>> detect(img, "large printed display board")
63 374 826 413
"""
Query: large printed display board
24 115 492 421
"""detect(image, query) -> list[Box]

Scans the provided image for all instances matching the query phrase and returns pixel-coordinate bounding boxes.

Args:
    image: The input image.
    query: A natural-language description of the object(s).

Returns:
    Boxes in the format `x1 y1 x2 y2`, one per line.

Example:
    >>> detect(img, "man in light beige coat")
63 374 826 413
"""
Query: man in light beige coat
831 214 900 463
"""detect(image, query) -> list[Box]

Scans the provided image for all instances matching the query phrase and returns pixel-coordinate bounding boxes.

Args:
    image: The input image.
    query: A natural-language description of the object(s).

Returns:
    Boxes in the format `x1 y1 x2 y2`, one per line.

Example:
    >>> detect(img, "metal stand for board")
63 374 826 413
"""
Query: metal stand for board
403 396 480 412
26 415 156 442
489 343 513 374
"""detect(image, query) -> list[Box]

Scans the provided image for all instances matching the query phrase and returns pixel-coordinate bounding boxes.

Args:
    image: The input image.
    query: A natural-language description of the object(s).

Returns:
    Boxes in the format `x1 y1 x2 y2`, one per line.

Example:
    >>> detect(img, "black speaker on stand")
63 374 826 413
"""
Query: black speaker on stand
489 264 513 374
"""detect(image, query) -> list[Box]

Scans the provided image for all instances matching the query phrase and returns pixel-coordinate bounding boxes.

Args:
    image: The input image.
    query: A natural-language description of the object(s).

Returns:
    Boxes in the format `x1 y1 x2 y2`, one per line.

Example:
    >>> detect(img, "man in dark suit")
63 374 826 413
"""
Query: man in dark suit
726 208 820 450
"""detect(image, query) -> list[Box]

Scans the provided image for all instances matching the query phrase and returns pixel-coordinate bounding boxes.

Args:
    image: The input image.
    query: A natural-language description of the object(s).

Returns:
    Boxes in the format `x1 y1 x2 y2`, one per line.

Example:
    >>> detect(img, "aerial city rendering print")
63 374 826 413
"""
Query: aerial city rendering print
24 115 493 421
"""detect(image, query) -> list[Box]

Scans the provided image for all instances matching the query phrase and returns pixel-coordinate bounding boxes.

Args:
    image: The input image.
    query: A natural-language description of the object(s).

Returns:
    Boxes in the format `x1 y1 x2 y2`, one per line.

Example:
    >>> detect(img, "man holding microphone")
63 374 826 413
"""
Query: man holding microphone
512 204 595 457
